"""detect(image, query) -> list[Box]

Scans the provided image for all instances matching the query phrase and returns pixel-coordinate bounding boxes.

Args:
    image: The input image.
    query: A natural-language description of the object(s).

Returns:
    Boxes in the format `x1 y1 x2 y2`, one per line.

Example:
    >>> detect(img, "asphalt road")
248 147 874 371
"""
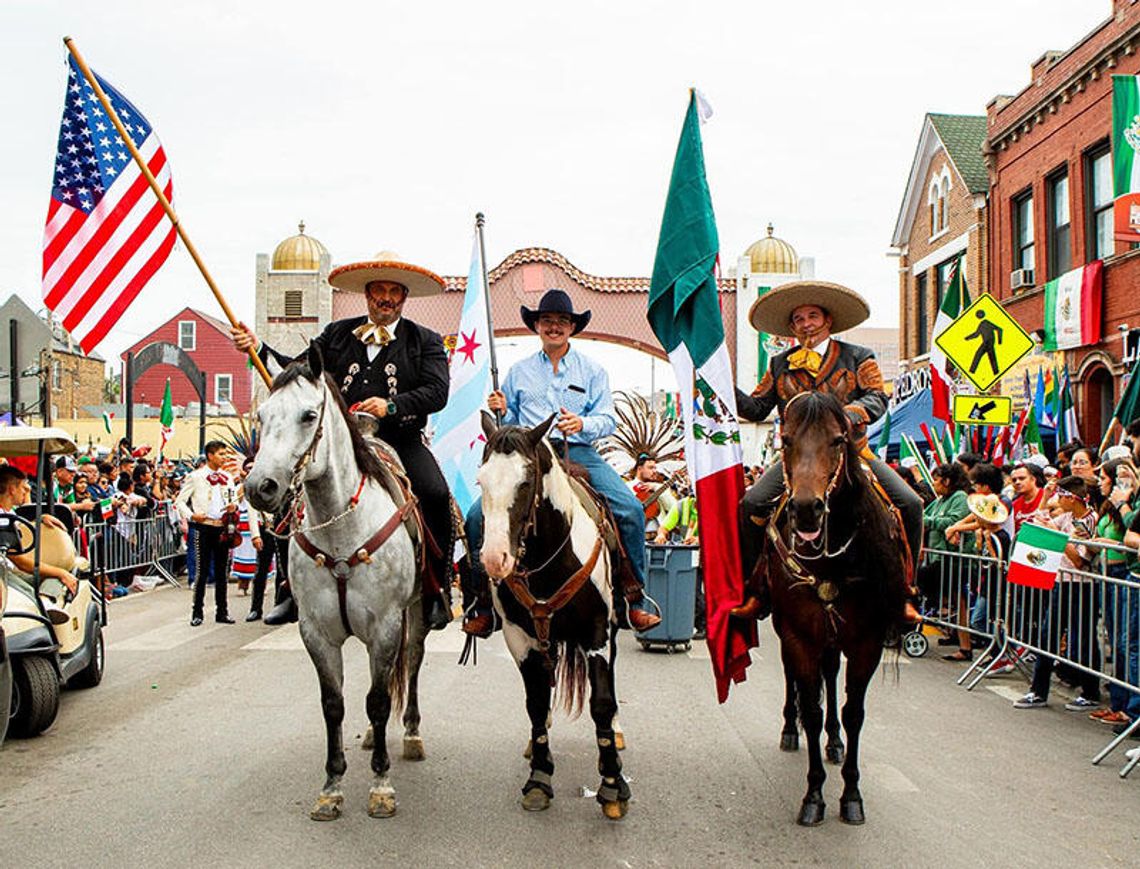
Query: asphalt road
1 583 1137 868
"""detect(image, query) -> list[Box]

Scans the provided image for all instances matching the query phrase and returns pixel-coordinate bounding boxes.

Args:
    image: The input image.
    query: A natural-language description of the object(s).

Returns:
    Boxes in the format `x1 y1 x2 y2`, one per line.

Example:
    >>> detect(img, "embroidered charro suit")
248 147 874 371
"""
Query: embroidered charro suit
258 316 453 586
736 339 922 576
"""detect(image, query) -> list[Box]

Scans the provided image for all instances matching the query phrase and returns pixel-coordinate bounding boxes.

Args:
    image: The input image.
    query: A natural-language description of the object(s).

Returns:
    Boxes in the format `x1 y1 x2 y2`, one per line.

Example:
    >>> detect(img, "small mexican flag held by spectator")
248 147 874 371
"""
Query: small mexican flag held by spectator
99 497 114 520
159 378 174 455
1008 522 1069 589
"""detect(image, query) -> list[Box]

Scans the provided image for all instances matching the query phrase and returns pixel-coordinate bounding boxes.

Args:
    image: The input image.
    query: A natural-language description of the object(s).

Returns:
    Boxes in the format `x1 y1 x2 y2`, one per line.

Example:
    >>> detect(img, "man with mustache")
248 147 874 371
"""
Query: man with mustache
734 280 922 626
231 254 453 631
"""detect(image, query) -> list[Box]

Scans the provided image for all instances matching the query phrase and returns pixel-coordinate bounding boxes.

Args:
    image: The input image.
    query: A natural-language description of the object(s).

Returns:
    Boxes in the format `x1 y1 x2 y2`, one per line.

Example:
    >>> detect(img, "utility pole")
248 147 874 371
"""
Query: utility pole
8 318 18 422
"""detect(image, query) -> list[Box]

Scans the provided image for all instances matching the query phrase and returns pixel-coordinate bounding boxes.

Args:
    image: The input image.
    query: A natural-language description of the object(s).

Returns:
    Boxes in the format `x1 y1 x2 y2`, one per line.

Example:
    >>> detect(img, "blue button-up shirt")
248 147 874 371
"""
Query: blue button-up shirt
500 345 616 445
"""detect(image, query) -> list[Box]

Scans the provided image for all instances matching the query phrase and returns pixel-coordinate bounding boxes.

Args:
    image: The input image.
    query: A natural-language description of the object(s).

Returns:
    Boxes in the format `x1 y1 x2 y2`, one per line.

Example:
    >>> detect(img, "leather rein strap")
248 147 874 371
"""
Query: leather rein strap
502 533 604 662
294 499 417 636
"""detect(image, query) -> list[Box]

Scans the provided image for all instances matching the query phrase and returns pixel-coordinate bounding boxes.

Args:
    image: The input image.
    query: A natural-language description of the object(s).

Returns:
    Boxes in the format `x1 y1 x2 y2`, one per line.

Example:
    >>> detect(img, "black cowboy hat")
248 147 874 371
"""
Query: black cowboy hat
520 289 591 335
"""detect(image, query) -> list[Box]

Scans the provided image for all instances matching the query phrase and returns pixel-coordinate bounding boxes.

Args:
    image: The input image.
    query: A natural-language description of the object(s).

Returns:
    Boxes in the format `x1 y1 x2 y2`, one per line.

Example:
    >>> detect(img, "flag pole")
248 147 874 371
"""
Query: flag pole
62 36 273 389
474 212 502 422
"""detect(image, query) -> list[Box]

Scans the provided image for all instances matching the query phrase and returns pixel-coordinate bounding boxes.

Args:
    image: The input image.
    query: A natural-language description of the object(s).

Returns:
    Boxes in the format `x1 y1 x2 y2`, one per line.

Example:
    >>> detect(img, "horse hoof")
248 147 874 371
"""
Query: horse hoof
826 745 845 765
368 789 398 819
601 799 628 821
614 732 626 752
523 739 533 759
796 800 826 827
403 735 425 761
521 788 551 812
310 793 343 821
779 733 799 752
362 726 375 751
840 797 865 825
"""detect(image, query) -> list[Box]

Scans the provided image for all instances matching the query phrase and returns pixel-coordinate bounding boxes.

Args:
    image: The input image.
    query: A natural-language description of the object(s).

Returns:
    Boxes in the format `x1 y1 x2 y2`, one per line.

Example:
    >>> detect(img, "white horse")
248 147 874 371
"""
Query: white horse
246 344 428 821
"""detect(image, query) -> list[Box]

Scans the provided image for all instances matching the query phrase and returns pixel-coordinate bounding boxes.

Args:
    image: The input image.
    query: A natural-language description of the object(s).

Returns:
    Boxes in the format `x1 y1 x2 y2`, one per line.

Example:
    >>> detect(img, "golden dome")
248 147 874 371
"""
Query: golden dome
744 223 799 274
271 221 327 271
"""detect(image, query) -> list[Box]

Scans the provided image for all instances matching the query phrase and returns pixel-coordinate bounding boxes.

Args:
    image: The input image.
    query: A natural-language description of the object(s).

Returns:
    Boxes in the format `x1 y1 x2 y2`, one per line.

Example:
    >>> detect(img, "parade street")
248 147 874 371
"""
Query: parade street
0 585 1135 868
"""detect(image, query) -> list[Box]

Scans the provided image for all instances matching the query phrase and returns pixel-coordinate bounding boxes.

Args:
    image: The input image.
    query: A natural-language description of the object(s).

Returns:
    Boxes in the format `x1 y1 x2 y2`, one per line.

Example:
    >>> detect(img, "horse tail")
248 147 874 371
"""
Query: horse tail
387 611 409 715
553 644 588 719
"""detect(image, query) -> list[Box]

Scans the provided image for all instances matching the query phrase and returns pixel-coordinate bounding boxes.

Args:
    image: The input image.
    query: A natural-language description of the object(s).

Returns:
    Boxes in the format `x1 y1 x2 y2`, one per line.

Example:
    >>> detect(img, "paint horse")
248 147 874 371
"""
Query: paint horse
764 391 907 826
476 412 630 820
246 344 429 821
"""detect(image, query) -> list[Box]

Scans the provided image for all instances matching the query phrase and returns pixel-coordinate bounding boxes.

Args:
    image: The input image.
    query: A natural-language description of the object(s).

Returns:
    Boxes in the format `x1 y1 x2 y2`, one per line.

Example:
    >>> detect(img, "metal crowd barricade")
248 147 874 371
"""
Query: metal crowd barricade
74 499 185 591
916 542 1014 685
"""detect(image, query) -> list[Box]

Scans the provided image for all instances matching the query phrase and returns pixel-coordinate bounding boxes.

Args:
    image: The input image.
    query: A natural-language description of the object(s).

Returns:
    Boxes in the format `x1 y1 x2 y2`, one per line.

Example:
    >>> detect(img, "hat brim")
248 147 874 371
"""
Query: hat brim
966 493 1009 525
521 306 591 335
328 261 446 297
748 280 870 336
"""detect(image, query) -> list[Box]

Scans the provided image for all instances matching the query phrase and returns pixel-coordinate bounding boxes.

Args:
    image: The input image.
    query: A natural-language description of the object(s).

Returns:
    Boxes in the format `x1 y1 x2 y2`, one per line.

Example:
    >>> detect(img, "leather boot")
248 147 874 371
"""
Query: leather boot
426 593 451 631
732 510 771 621
264 592 298 625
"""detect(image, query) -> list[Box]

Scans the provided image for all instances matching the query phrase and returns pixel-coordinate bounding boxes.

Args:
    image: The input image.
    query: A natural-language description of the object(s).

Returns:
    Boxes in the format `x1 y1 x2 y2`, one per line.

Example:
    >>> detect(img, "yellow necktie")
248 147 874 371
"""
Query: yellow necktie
353 323 392 346
787 346 823 376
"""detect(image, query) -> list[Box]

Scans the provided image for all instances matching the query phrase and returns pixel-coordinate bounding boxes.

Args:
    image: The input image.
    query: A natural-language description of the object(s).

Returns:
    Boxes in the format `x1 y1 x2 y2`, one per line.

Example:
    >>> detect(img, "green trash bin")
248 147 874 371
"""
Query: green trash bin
637 544 699 651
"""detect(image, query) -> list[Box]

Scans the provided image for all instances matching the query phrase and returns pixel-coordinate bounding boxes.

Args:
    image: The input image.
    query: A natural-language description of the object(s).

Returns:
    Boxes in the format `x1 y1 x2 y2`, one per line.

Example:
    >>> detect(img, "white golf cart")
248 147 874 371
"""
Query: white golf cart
1 426 105 743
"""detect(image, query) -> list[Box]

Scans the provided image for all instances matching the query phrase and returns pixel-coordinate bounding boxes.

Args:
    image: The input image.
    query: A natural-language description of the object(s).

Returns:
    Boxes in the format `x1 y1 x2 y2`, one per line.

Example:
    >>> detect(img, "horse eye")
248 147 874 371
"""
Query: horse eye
832 436 845 447
301 410 318 423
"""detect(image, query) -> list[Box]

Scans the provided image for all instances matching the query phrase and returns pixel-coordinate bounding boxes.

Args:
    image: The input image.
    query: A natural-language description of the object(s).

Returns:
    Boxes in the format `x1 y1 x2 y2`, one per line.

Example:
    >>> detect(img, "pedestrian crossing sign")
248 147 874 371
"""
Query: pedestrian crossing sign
952 394 1013 426
934 293 1034 392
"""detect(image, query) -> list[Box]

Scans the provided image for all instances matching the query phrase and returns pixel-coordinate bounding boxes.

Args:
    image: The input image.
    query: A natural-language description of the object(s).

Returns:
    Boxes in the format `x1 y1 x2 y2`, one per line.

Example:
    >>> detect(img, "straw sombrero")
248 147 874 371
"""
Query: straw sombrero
328 251 445 298
748 280 870 336
967 493 1009 526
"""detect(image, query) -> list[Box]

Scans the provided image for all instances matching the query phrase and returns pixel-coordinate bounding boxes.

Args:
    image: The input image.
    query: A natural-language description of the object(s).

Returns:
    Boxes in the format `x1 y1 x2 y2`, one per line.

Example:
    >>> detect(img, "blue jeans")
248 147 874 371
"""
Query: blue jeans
1108 566 1140 717
464 443 647 585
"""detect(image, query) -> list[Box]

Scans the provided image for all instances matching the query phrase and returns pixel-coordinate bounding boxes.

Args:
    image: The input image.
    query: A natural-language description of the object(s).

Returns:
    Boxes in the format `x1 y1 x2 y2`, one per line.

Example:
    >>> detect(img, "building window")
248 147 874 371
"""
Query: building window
940 176 950 230
284 290 303 318
1047 170 1071 280
178 320 196 351
51 360 61 390
915 272 929 356
1086 143 1113 262
1013 190 1035 275
215 373 232 405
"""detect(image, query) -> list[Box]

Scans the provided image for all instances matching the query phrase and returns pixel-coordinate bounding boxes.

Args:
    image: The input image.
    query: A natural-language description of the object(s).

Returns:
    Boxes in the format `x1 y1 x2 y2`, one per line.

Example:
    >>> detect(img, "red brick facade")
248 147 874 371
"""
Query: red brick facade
122 308 253 413
988 0 1140 443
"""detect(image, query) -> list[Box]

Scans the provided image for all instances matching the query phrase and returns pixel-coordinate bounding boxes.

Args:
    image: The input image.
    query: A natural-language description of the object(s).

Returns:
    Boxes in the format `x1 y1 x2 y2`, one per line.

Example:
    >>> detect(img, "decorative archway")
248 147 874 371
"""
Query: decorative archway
125 342 208 455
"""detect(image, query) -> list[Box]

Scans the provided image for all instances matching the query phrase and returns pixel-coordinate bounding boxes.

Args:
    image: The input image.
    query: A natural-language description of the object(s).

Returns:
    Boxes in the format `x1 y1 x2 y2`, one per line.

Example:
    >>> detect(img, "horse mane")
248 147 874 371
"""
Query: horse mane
272 361 386 483
783 392 906 625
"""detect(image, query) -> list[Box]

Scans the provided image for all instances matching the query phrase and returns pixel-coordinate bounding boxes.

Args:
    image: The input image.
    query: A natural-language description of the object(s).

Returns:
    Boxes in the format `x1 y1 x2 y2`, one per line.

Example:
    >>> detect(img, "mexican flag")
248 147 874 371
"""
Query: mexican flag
1057 366 1079 444
1023 402 1046 456
1112 75 1140 243
875 410 891 460
900 433 934 490
1007 522 1069 590
648 89 754 703
99 497 114 520
930 255 969 422
101 411 114 433
1042 261 1103 351
159 379 174 456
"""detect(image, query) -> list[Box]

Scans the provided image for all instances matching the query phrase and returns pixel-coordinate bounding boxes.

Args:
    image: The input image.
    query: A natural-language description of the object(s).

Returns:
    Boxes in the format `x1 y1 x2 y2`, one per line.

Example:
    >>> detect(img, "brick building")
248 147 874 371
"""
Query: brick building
988 0 1140 443
892 113 989 364
122 308 253 413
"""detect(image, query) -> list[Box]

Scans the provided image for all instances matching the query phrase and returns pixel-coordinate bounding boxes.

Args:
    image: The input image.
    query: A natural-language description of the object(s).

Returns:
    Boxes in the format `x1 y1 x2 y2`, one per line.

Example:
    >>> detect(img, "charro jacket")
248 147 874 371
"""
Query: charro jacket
259 316 449 447
734 339 888 442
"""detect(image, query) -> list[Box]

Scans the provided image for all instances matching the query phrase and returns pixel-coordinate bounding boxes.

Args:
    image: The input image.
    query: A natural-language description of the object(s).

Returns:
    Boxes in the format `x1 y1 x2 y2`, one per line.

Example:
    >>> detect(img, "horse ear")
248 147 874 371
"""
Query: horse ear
307 340 324 380
481 410 498 440
530 413 557 444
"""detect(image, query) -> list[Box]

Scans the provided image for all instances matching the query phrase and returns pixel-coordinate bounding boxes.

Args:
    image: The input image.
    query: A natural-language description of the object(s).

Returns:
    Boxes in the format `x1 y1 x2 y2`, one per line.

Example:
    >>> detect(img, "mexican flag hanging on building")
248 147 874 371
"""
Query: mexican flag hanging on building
930 255 969 422
1007 522 1069 589
648 89 755 703
1112 75 1140 243
1042 260 1103 351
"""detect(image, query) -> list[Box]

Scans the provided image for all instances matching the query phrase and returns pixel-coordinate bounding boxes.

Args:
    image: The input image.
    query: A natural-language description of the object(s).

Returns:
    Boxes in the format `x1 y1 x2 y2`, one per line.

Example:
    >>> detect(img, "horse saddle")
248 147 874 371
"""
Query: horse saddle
361 435 428 562
565 473 621 553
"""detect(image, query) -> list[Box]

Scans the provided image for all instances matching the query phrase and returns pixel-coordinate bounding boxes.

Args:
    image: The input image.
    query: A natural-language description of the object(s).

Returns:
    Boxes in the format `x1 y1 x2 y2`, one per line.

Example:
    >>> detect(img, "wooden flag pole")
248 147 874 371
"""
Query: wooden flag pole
63 36 273 388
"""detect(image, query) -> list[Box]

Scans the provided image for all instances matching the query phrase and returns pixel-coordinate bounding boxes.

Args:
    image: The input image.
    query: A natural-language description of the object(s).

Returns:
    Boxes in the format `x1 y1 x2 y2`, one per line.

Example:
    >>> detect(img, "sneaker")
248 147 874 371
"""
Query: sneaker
43 602 70 625
1065 696 1100 712
983 658 1015 676
1126 746 1140 761
1013 692 1047 709
1098 710 1133 726
1089 708 1114 721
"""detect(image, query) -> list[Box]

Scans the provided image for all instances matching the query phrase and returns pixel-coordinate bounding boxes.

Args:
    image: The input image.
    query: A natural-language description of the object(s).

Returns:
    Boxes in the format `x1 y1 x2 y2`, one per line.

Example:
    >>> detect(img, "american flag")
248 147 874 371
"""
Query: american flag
42 56 176 353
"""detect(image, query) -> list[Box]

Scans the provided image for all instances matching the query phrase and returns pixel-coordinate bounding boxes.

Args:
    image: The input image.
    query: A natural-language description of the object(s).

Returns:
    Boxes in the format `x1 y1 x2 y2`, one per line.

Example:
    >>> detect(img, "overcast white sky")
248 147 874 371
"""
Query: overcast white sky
0 1 1111 392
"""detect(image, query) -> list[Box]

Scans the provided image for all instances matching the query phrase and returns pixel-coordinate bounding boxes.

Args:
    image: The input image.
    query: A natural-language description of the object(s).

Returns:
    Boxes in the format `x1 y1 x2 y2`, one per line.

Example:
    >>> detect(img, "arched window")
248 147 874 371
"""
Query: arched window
940 177 950 229
929 183 940 234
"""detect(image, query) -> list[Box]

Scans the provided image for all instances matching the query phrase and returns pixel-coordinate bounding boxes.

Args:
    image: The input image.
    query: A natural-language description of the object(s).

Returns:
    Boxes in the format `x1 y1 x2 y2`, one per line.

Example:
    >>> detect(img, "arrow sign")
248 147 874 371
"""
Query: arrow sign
952 394 1013 426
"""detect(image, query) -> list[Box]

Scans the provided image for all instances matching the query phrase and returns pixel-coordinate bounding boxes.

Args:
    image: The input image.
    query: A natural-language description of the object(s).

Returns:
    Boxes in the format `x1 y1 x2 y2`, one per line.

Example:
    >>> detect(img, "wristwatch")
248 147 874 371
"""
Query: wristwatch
386 399 397 417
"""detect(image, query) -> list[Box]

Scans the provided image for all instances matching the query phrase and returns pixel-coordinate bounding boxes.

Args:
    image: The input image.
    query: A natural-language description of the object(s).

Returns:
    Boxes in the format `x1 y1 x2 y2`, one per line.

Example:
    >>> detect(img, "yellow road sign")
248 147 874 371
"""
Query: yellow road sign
952 395 1013 427
934 293 1035 392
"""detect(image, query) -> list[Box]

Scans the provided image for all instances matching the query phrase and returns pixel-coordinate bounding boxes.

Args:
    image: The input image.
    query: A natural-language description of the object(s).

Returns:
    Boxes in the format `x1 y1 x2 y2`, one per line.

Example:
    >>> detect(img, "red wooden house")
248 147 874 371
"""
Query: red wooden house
122 307 253 414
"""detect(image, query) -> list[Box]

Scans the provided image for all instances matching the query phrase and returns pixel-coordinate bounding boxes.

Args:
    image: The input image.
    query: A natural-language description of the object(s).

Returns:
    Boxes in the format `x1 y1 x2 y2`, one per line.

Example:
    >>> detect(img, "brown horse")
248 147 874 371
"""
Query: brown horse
765 392 906 826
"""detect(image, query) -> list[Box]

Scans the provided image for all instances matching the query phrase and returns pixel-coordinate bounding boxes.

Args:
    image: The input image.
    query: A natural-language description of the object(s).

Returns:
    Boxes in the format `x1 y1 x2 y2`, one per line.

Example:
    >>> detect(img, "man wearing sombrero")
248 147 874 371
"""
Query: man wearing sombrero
231 253 453 630
460 289 661 636
734 281 922 625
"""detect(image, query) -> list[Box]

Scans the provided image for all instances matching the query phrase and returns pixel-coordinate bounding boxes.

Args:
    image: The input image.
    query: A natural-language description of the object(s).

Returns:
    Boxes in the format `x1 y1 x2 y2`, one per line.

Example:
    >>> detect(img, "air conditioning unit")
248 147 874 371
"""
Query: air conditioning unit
1010 268 1034 290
